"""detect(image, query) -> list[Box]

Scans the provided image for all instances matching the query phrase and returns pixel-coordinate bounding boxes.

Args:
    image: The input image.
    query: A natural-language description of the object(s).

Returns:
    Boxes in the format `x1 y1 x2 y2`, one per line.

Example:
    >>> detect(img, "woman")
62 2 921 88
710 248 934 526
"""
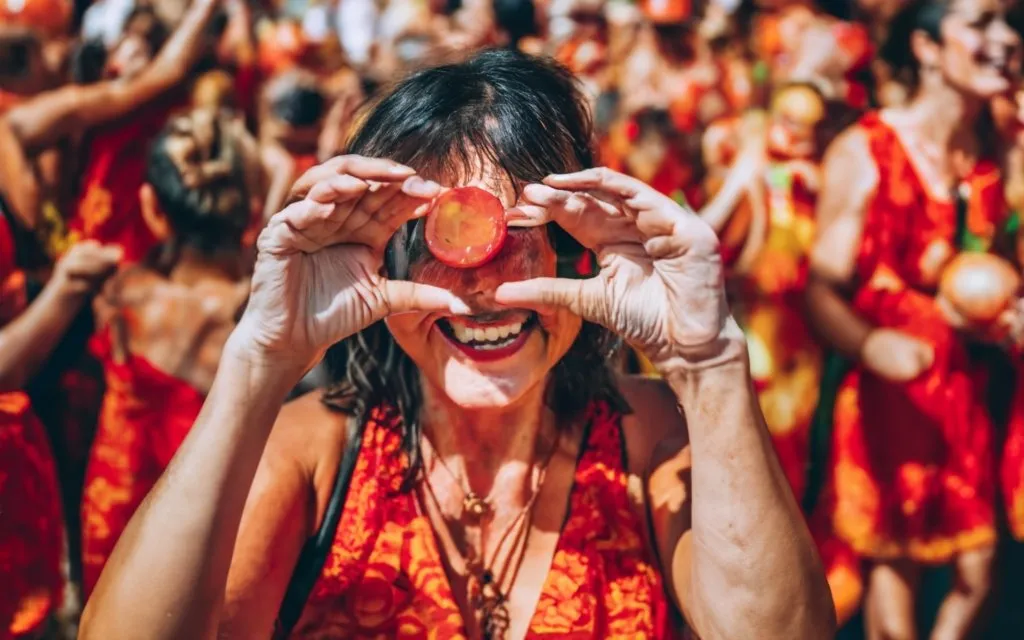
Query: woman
806 1 1020 637
80 108 254 597
79 50 834 639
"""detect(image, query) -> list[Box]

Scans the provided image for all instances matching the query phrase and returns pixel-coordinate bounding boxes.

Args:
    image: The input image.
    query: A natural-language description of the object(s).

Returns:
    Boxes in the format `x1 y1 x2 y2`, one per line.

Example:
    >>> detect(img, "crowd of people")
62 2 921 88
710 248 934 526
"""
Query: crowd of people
3 0 1024 638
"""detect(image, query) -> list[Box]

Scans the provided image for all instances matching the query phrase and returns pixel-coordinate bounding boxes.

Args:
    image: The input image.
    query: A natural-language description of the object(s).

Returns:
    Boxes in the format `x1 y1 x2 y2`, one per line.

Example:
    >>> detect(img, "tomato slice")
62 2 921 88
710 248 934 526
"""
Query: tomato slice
425 186 507 268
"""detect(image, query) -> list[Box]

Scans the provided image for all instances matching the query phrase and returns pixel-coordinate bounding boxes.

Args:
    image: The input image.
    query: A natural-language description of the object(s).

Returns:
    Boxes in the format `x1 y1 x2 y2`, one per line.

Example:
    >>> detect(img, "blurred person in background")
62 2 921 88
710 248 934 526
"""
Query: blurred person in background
807 1 1022 637
80 108 254 597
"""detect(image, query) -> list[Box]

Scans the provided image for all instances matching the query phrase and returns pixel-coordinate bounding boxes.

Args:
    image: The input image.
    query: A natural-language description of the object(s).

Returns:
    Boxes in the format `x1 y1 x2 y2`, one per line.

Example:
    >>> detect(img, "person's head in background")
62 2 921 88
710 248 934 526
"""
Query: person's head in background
71 5 167 83
260 69 328 160
140 108 257 275
880 0 1021 103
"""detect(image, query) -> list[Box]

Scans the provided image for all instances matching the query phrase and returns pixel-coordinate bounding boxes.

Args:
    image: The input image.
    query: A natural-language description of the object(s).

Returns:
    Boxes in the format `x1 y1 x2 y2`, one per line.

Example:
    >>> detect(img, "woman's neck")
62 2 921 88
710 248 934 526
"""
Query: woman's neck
904 80 984 157
420 377 556 500
168 248 242 286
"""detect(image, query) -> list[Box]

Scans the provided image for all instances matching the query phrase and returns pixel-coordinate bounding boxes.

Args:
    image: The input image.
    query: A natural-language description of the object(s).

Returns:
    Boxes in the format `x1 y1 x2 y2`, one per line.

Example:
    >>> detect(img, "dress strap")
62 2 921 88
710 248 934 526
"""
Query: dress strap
275 412 367 638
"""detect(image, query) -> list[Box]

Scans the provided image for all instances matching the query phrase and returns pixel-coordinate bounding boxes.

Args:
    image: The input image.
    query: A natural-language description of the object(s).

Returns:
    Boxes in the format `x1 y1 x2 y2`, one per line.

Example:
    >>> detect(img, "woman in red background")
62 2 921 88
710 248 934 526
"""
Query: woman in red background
807 1 1021 637
80 109 252 596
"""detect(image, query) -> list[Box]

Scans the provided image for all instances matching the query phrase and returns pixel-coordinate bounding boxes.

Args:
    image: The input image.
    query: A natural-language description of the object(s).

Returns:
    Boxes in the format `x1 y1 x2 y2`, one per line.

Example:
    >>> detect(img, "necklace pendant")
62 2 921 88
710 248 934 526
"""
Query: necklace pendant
462 493 492 522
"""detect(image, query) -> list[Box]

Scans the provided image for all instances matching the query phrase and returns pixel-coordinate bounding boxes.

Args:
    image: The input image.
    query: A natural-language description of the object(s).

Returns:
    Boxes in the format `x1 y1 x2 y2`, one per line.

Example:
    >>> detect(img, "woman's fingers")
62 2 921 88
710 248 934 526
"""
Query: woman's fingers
494 277 604 323
289 155 415 202
512 184 641 247
383 280 471 315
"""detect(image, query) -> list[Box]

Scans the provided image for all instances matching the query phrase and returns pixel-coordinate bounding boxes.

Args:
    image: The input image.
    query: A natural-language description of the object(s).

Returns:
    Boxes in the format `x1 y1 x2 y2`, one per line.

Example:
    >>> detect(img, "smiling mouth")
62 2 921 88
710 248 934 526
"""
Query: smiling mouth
436 312 539 361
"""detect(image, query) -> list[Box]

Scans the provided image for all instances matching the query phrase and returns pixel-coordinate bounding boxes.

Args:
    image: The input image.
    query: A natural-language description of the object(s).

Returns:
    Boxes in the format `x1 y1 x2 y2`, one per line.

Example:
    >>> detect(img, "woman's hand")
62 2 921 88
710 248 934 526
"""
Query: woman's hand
232 156 469 373
859 327 935 382
498 168 741 372
52 240 123 296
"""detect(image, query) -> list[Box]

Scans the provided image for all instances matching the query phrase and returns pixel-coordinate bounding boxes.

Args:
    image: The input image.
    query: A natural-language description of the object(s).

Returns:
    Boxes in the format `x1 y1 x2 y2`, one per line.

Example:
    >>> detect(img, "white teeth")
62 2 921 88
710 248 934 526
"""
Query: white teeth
447 319 528 345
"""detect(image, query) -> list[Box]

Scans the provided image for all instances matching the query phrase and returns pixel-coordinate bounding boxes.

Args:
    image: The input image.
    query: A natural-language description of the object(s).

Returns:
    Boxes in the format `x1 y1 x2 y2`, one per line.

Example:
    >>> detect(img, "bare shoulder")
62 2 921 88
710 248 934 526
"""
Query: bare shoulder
270 390 350 528
616 374 689 477
813 123 879 283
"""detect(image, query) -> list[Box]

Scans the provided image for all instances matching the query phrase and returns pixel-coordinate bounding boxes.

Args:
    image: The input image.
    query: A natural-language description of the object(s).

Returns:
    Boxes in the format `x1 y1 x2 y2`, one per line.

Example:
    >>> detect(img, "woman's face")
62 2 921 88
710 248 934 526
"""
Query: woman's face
386 162 583 410
937 0 1021 98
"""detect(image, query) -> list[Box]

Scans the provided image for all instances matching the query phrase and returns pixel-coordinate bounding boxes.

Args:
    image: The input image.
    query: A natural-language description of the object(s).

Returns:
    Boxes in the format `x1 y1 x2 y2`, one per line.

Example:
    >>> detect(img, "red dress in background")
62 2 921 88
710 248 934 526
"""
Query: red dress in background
79 331 205 596
820 112 1004 563
71 100 182 264
289 402 677 638
0 213 64 638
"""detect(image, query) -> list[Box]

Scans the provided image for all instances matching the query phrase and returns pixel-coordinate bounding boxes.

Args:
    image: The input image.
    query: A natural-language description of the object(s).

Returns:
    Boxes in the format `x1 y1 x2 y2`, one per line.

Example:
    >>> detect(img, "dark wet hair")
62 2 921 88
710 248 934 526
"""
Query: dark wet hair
322 49 627 485
145 112 251 265
880 0 949 89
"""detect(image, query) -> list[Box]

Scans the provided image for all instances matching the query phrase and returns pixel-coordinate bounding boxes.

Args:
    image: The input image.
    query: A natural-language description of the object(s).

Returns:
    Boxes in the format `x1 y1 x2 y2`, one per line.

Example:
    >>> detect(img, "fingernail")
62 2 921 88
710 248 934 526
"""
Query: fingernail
389 164 416 175
449 298 472 315
405 177 441 197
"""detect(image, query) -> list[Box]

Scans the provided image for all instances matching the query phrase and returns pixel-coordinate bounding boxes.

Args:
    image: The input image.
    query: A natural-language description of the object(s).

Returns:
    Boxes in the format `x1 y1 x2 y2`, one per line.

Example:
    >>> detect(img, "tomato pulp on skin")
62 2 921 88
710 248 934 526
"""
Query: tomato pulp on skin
425 187 508 268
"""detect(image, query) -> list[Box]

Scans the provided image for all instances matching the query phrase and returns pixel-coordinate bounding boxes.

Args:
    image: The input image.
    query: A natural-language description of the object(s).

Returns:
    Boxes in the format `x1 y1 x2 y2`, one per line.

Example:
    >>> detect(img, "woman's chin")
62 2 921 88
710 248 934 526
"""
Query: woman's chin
436 360 544 410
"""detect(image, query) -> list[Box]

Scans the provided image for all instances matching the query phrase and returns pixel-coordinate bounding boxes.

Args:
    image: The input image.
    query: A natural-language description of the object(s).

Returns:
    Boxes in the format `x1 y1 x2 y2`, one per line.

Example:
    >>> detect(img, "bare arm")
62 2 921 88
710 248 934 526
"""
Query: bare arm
0 241 120 390
805 126 878 357
2 0 220 152
635 335 835 640
79 341 304 640
0 278 87 390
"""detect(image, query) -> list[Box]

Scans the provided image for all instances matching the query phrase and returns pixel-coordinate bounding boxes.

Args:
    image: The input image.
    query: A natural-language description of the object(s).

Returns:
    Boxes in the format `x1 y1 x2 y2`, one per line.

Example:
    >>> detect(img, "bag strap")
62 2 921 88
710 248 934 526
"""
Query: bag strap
274 417 366 638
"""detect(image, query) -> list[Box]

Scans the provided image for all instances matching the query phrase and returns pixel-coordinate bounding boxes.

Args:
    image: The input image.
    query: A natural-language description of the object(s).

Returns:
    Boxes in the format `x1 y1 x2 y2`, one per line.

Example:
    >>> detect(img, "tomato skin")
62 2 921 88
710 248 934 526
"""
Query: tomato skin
425 187 507 268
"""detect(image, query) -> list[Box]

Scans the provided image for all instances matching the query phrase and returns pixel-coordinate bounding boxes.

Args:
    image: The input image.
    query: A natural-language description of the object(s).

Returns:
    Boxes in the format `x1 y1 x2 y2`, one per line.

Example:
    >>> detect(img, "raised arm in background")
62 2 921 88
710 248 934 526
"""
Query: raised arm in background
0 0 221 227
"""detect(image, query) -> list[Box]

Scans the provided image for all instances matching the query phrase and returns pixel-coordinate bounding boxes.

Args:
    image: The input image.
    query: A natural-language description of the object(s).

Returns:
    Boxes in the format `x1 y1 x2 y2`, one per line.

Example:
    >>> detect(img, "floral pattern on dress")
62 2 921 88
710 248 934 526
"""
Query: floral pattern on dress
290 402 676 639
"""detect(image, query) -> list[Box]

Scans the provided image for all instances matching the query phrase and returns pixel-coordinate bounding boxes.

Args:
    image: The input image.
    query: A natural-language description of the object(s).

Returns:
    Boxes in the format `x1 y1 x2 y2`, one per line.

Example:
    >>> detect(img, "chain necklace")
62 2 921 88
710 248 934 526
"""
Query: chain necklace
420 434 558 639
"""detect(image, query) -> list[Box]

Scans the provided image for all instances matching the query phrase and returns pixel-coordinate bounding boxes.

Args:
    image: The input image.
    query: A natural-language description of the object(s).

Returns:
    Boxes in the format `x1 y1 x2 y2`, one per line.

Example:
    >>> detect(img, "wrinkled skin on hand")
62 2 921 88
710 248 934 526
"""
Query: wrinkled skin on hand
234 155 469 370
499 167 738 371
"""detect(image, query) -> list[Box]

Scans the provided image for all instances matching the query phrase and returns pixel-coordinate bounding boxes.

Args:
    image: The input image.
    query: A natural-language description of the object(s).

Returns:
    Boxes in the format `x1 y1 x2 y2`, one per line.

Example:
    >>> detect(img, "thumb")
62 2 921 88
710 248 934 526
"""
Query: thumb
382 280 472 316
495 277 602 321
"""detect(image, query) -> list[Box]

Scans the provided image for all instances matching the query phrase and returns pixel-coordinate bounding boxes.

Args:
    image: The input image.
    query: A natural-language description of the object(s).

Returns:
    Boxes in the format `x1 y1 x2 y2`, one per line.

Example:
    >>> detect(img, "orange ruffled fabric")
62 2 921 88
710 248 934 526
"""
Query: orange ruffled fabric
80 331 205 596
290 402 676 639
819 112 1003 563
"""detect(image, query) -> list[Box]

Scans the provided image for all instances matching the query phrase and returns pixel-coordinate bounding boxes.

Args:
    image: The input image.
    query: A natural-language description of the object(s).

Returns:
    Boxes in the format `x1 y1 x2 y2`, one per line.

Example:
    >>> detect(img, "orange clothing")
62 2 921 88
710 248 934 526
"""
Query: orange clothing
71 98 185 263
821 113 1004 563
289 402 677 638
0 214 63 639
80 332 205 596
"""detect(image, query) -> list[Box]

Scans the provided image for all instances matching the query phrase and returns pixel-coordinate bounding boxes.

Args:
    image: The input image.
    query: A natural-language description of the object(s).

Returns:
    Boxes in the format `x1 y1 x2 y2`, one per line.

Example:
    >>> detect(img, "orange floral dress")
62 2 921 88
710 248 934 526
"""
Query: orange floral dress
819 113 1005 563
80 331 205 596
0 213 64 638
289 402 677 638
